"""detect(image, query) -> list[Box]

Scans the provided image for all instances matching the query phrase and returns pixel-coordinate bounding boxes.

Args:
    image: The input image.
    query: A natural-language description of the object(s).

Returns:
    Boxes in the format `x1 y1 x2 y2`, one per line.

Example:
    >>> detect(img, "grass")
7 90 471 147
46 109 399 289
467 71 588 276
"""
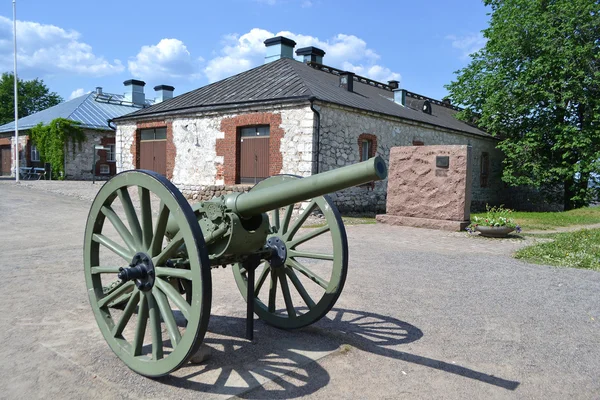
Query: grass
305 216 376 228
471 206 600 231
515 228 600 271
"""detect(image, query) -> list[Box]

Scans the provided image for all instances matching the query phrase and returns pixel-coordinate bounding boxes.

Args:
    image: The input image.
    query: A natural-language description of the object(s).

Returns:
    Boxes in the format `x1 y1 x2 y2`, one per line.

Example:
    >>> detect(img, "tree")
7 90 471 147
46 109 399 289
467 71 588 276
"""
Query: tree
0 72 63 125
446 0 600 210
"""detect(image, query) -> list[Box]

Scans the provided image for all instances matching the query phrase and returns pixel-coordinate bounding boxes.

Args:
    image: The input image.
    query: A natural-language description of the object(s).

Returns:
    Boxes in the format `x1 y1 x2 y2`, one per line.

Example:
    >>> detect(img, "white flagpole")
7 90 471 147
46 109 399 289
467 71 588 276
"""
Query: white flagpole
13 0 19 182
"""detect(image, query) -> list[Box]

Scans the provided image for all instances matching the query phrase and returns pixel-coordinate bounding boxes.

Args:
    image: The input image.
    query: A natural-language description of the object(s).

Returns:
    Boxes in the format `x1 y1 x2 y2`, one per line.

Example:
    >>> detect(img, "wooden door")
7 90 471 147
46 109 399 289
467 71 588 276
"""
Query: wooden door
0 146 11 176
240 137 269 184
139 128 167 176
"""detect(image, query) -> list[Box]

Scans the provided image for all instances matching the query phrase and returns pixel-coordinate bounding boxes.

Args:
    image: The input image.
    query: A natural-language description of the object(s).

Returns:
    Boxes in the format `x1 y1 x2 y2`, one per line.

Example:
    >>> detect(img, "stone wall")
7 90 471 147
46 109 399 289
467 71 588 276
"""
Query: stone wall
65 129 116 180
116 103 314 196
115 123 136 171
317 104 504 214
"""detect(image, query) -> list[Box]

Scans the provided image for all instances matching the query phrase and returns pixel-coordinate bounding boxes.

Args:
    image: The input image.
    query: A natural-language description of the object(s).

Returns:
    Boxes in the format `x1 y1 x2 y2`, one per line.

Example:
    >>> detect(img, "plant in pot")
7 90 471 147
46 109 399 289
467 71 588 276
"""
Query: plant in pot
466 205 522 238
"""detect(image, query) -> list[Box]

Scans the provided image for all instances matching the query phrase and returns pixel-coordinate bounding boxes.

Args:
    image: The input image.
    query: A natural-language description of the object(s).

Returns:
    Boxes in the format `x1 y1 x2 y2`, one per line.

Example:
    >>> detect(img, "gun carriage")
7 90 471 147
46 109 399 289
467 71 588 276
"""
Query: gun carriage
84 156 387 377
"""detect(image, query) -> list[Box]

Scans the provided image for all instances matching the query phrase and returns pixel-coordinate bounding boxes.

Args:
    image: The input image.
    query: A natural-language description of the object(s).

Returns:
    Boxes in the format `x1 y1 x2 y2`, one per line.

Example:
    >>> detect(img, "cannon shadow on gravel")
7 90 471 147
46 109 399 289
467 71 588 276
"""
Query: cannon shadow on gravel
160 308 519 398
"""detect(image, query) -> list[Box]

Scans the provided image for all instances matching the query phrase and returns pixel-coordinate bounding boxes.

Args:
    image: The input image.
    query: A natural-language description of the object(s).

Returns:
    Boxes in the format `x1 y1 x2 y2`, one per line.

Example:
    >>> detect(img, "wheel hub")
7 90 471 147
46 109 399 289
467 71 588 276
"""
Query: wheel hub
266 236 287 268
118 252 155 291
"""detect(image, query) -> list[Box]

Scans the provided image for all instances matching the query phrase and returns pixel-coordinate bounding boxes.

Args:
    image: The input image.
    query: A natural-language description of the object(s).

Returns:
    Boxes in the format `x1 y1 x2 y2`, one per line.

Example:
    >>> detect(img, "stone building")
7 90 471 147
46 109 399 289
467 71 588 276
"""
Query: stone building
114 36 504 212
0 81 174 180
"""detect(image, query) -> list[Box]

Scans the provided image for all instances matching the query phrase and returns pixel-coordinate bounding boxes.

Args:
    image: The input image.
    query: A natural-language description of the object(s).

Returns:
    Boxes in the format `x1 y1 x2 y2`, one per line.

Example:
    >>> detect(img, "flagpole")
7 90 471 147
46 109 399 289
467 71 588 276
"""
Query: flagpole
13 0 19 182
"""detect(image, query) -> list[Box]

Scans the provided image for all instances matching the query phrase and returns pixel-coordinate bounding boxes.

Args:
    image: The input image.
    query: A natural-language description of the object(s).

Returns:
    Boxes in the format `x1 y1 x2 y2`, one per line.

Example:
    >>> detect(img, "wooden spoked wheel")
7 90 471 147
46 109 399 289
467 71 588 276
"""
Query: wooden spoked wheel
83 170 211 377
233 175 348 330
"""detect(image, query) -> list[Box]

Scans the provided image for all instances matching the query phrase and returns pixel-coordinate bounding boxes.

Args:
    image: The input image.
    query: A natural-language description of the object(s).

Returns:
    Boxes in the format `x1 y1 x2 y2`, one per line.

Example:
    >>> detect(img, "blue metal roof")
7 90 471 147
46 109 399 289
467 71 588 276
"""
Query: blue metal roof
0 92 148 133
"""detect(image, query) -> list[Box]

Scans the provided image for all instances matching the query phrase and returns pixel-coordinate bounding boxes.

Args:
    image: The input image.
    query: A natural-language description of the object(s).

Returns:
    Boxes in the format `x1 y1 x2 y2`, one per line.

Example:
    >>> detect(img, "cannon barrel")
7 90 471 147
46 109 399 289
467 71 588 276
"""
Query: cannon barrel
225 156 387 218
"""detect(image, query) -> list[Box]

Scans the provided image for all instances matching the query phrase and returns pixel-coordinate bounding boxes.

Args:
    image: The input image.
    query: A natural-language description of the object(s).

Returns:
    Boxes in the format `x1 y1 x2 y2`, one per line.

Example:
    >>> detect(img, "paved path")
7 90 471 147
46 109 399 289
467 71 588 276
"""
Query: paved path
0 181 599 399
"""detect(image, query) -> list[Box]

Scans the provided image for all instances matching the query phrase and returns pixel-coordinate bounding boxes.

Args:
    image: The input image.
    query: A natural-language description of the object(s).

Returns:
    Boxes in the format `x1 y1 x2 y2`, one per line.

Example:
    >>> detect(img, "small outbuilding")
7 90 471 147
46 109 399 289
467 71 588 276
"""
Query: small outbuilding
0 81 174 180
113 36 504 213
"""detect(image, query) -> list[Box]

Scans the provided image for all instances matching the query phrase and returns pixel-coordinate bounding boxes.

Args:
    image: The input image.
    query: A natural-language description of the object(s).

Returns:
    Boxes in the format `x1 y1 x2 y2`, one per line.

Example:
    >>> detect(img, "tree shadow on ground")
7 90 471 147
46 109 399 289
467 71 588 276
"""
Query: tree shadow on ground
161 308 519 398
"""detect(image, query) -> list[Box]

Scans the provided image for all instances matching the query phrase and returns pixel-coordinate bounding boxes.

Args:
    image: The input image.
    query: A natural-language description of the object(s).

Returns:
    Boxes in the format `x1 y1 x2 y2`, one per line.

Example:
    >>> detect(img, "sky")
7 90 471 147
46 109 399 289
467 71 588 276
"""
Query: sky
0 0 490 103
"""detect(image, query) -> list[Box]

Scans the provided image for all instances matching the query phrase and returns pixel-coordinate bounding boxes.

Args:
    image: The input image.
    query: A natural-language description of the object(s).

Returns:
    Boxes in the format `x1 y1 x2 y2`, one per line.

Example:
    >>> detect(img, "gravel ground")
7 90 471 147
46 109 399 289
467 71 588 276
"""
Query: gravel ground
0 180 599 399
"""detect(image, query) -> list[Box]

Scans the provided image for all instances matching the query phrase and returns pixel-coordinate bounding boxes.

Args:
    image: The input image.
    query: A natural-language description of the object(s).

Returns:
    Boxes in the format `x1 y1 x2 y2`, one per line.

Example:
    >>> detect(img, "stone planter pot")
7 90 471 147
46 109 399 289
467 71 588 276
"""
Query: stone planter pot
476 226 515 238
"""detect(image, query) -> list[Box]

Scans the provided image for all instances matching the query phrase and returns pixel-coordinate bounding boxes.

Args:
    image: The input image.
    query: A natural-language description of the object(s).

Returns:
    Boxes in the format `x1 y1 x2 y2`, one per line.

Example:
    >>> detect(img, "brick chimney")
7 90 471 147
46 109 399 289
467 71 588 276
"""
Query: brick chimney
123 79 146 106
264 36 297 64
296 46 325 64
154 85 175 103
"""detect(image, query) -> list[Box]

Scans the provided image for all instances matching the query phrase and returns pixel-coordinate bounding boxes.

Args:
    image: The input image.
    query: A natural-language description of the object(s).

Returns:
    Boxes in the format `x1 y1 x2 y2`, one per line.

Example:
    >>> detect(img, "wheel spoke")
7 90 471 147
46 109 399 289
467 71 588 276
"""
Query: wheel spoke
283 200 317 240
150 202 169 257
155 266 192 281
287 249 334 261
101 206 137 253
278 272 296 318
146 292 164 360
268 269 277 313
91 266 122 274
287 225 330 249
112 290 141 337
153 288 181 347
93 233 134 262
271 208 280 231
97 281 135 308
155 277 190 320
286 258 329 289
139 187 153 251
285 268 316 309
254 264 270 296
133 292 148 356
153 231 184 266
281 205 294 235
117 188 143 249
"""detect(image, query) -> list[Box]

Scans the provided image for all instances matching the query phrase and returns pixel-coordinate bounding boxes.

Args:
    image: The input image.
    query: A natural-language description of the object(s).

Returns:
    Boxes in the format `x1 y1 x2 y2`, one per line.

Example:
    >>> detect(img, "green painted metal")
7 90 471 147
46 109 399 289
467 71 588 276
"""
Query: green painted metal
83 170 212 377
232 175 348 329
85 157 387 376
225 156 387 218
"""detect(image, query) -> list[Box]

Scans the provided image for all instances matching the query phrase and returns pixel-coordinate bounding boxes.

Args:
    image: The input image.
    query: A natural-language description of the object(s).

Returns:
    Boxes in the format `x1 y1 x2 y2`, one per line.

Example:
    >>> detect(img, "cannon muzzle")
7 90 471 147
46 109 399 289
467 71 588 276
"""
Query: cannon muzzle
226 156 387 218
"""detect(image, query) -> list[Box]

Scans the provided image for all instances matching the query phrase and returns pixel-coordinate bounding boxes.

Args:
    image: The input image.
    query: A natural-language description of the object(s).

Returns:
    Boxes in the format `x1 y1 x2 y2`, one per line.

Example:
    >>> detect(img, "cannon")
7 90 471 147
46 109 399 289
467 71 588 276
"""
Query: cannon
84 156 387 377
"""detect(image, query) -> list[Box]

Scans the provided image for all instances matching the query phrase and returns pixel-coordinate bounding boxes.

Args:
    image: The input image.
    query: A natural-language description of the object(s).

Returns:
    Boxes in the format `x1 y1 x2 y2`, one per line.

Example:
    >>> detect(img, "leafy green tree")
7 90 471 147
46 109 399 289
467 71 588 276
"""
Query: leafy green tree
0 72 63 125
446 0 600 210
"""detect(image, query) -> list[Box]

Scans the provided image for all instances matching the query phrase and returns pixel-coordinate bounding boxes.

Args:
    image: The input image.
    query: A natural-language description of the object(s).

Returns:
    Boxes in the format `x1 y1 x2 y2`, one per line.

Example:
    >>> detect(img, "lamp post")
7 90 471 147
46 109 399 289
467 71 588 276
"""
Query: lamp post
92 145 109 184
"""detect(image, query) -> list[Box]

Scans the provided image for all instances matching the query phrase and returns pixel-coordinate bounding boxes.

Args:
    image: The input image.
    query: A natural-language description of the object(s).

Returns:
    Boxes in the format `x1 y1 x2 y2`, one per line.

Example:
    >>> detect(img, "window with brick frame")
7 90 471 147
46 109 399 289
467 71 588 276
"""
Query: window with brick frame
480 152 490 187
31 145 40 162
106 144 115 162
358 133 378 161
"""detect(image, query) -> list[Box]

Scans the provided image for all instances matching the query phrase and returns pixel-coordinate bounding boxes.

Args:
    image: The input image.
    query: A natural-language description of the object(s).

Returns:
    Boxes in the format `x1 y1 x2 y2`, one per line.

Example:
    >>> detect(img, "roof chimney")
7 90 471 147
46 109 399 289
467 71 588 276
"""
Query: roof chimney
95 87 103 95
123 79 146 106
339 71 355 92
388 80 399 89
154 85 175 103
264 36 296 64
296 46 325 64
393 88 406 106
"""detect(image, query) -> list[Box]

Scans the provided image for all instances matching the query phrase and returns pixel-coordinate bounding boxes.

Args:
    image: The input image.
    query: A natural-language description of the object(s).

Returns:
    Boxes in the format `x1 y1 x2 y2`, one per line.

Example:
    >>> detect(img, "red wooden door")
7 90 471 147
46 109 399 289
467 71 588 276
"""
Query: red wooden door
0 146 11 176
240 137 269 184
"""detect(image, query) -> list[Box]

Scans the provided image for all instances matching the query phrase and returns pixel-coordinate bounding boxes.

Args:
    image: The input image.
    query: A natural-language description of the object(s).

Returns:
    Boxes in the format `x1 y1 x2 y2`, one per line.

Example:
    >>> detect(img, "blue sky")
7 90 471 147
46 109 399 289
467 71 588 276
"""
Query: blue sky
0 0 490 103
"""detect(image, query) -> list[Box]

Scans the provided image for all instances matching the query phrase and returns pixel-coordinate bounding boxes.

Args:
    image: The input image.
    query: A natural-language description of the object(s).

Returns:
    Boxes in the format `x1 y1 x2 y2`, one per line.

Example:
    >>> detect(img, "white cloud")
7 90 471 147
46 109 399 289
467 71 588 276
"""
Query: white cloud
204 28 400 84
69 88 87 99
301 1 313 7
128 38 203 81
446 32 487 59
0 16 123 76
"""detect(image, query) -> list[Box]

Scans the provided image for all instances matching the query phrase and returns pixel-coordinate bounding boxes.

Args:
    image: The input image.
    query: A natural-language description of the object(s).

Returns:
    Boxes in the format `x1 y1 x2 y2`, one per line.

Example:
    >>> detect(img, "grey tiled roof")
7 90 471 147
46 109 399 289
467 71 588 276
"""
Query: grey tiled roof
0 92 150 133
117 58 492 138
